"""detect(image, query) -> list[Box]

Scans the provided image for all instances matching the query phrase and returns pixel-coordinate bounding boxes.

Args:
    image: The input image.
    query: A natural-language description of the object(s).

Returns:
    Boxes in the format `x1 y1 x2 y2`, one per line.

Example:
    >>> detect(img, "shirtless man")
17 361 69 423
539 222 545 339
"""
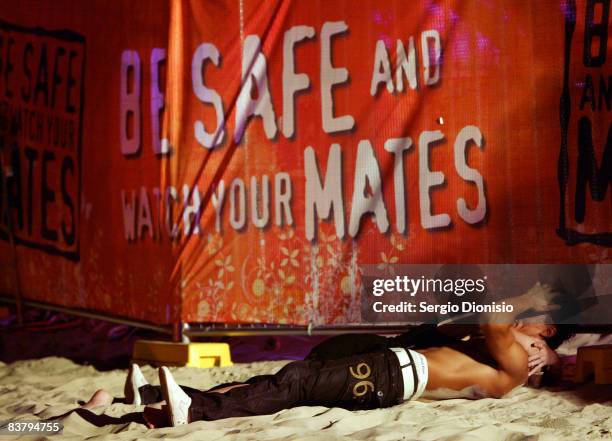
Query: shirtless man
83 283 562 427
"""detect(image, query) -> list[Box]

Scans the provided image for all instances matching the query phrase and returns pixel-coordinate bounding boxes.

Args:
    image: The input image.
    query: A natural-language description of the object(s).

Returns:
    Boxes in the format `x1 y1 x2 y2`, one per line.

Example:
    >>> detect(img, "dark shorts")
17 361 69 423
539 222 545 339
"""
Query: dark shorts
182 349 405 421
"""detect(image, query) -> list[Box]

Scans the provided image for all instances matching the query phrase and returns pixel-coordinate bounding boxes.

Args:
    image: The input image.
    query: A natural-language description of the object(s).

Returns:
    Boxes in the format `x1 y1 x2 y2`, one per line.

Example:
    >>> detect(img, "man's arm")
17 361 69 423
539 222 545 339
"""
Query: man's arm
475 283 561 396
479 324 529 397
435 283 559 397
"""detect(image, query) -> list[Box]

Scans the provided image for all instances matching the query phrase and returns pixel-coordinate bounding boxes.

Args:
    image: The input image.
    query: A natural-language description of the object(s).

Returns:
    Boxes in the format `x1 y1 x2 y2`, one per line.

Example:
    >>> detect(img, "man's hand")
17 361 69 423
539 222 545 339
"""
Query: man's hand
528 340 560 376
512 329 561 376
481 324 529 396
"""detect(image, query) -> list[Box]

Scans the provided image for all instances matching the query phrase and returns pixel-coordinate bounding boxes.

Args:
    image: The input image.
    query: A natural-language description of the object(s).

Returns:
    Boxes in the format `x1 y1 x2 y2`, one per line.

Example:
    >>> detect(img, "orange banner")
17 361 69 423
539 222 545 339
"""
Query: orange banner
0 0 177 324
0 1 610 326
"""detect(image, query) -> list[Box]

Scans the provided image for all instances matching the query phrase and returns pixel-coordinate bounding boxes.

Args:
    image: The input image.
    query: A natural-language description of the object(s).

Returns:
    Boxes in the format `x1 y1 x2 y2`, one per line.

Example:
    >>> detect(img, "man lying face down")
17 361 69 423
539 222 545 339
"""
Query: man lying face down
81 284 563 428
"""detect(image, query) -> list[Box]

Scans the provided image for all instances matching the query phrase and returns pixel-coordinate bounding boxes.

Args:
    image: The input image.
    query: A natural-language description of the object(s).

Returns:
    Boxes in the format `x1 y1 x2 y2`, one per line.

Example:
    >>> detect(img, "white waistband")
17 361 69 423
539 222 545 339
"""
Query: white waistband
389 347 429 401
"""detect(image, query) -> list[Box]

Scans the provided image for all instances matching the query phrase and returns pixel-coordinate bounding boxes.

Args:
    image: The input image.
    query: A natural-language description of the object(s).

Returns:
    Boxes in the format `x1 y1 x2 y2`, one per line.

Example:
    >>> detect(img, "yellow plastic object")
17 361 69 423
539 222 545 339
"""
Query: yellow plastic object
132 340 233 368
574 344 612 385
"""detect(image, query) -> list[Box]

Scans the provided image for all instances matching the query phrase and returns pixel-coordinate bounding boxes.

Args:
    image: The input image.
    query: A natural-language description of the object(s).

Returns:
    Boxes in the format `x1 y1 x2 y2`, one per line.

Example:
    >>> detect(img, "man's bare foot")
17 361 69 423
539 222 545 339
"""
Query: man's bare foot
143 402 169 428
82 389 113 409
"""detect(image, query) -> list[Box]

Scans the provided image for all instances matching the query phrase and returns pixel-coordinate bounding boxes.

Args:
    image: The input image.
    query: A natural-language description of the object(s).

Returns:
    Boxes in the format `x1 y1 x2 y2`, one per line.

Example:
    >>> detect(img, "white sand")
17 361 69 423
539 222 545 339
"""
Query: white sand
1 357 611 440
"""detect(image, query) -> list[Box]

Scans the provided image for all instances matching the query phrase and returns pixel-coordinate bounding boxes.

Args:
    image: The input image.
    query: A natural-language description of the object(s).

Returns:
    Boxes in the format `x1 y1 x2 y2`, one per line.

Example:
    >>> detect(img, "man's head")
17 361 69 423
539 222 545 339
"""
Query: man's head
513 320 575 350
540 324 575 350
514 322 557 339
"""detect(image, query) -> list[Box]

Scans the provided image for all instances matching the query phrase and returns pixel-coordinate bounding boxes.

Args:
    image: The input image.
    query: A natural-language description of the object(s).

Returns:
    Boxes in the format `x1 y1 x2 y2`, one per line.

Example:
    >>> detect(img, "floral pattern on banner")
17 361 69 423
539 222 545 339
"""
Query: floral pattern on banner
182 226 362 324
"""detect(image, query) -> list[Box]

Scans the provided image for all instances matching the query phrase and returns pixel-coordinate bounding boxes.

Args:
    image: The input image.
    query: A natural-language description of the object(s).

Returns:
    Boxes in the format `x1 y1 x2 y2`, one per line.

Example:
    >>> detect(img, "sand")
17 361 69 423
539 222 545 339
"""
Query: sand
1 357 611 441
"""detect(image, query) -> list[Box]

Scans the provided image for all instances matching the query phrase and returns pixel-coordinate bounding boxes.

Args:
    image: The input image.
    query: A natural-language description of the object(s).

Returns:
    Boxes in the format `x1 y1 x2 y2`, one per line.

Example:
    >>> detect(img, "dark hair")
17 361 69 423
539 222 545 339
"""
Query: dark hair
543 324 576 350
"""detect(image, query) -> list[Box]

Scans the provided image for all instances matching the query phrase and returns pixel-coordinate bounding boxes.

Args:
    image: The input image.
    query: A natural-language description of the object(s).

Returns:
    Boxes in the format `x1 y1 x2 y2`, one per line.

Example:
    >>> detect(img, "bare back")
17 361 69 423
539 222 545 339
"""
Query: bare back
420 346 524 399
